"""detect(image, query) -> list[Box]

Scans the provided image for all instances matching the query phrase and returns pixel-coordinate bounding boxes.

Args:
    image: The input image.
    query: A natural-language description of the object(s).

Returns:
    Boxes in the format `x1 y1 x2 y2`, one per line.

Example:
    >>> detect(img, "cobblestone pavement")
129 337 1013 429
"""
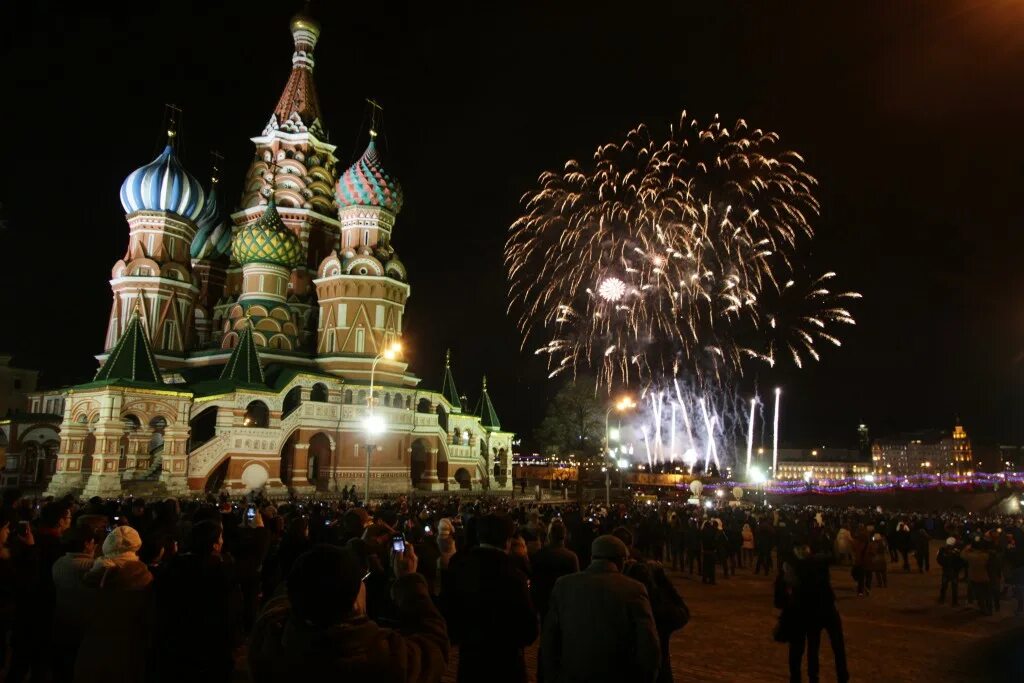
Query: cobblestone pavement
443 542 1024 682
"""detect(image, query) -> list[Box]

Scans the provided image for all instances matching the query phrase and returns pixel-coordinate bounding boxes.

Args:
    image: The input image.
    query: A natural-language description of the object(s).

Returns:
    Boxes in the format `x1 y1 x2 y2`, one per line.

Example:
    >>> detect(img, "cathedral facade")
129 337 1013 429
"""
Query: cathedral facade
44 12 512 499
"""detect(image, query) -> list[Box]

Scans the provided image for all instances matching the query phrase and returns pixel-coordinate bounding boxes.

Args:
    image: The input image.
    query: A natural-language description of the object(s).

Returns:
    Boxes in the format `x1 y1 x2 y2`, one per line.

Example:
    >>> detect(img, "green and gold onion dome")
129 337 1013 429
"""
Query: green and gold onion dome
232 198 303 269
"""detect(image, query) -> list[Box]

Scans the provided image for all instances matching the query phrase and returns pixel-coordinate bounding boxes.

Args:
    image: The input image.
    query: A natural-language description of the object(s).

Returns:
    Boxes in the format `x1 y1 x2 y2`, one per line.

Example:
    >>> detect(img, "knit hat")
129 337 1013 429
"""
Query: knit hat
102 526 142 557
946 537 957 546
591 534 629 562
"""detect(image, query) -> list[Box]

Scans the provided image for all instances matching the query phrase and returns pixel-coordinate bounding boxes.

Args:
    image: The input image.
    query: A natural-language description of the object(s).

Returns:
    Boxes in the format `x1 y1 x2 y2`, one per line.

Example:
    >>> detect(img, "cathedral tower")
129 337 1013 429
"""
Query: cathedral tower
108 128 205 363
216 11 340 351
314 130 410 384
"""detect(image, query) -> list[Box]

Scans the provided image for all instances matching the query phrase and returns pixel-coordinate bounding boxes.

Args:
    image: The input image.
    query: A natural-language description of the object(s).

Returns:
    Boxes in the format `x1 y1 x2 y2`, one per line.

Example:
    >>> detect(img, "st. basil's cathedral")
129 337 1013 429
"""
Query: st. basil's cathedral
43 12 513 498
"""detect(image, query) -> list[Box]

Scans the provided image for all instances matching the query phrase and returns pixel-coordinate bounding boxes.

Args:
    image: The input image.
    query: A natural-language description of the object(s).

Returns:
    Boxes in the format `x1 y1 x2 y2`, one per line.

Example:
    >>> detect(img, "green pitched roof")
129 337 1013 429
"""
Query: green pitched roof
474 376 501 430
94 312 163 385
220 322 266 385
440 349 462 412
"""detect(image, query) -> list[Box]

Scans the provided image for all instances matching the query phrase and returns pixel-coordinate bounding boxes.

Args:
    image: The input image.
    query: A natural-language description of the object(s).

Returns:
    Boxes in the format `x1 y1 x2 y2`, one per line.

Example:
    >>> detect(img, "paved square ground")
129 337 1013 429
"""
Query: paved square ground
444 542 1024 682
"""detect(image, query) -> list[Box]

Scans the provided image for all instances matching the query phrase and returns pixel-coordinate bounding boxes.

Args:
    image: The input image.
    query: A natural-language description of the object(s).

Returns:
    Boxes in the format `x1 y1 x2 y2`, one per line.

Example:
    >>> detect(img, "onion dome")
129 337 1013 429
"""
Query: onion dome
190 182 232 260
231 199 303 268
336 138 404 214
120 143 206 221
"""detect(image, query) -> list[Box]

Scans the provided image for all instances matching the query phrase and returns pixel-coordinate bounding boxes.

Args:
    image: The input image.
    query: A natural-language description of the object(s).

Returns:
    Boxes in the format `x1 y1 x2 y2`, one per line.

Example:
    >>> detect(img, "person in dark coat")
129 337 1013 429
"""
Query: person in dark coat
684 518 701 576
75 526 154 683
700 520 718 584
153 520 243 682
541 534 660 683
912 523 931 573
248 543 449 683
775 542 850 683
442 513 538 683
625 560 688 683
937 537 963 606
754 518 775 575
530 520 580 620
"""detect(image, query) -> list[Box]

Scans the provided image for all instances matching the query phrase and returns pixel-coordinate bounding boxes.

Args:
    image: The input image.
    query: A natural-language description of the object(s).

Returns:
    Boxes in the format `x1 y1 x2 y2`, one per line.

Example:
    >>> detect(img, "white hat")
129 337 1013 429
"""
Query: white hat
946 537 956 546
102 525 142 557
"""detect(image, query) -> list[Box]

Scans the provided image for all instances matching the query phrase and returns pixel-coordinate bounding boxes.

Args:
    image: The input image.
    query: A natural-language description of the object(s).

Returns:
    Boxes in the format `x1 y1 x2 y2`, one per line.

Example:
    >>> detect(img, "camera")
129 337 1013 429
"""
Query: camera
391 533 406 554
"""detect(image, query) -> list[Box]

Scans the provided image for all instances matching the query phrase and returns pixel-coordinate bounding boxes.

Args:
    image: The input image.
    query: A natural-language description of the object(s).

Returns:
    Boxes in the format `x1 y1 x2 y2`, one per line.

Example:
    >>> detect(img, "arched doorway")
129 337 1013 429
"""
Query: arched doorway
417 398 431 413
454 467 472 490
410 439 429 486
308 433 332 492
282 386 302 417
280 433 298 486
436 405 448 432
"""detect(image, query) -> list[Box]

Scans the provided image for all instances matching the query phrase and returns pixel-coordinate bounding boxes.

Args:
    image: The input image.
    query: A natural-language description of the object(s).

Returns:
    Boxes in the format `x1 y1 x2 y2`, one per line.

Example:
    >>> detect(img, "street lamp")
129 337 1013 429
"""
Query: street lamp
604 396 636 507
363 340 402 503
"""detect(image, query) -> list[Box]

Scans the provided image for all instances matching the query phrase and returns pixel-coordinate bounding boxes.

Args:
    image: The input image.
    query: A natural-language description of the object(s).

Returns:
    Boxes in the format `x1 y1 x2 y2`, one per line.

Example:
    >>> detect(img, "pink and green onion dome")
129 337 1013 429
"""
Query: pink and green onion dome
231 199 303 269
120 144 206 221
335 138 403 214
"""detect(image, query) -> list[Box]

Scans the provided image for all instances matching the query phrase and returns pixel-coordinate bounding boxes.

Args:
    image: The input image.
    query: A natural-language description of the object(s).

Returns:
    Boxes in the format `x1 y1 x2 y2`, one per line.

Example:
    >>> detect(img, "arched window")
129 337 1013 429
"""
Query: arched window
310 383 329 402
416 398 431 414
383 393 391 407
436 405 448 432
244 401 270 428
344 389 353 404
356 390 367 406
150 415 167 432
282 386 303 418
122 414 141 431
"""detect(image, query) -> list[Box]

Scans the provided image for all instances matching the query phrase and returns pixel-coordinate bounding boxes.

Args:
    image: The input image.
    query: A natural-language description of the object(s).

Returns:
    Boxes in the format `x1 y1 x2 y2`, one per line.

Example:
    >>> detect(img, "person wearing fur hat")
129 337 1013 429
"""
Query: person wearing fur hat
541 534 660 683
75 526 153 682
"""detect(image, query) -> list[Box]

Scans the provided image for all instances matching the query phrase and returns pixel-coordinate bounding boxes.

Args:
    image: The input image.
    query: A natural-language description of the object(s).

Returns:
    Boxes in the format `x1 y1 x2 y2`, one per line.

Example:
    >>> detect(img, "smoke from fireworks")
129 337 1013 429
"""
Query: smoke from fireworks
506 110 859 388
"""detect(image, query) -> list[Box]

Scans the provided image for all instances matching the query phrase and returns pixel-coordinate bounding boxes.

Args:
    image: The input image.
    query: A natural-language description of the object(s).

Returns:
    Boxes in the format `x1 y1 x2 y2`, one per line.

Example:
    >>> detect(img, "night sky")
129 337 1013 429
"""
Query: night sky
2 1 1023 448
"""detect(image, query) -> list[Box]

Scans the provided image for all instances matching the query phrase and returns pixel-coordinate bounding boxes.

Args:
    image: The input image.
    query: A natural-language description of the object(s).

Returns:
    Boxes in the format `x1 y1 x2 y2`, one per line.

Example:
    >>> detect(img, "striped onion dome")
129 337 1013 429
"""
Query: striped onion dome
231 199 303 268
336 138 403 214
190 183 232 260
120 144 206 220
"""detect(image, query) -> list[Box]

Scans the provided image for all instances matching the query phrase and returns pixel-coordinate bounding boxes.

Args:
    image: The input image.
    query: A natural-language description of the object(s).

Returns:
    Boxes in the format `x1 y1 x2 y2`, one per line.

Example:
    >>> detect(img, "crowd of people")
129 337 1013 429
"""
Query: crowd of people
0 487 1021 683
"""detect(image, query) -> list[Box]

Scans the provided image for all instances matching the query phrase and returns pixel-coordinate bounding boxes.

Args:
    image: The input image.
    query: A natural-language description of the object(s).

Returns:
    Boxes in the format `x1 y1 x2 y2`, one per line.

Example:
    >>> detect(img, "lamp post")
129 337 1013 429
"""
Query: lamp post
362 341 402 503
604 396 636 507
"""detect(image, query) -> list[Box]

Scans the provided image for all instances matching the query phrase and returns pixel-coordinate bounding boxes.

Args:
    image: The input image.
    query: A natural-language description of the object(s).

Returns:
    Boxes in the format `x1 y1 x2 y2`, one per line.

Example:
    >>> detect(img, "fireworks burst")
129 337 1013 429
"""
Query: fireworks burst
506 110 858 388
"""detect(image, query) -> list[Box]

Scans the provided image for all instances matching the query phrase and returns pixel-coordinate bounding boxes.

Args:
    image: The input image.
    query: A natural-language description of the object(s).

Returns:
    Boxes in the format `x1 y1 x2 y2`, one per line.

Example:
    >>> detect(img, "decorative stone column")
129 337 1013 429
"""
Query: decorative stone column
46 422 90 496
290 442 315 495
83 394 126 498
160 425 190 494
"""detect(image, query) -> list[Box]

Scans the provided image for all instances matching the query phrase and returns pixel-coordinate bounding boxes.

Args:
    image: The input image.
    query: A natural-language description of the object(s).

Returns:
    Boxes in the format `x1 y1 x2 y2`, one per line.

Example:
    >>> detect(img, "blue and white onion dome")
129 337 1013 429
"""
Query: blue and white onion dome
120 143 206 221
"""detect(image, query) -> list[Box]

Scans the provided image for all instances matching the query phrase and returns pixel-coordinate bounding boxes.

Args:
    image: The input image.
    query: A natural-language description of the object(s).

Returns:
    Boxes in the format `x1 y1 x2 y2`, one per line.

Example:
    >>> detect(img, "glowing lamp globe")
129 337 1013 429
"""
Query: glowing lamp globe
363 414 386 435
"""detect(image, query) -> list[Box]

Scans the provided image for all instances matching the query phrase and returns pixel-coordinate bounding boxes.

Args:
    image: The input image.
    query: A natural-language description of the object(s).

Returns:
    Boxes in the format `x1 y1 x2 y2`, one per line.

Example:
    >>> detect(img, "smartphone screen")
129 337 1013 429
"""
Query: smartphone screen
246 507 256 521
391 534 406 554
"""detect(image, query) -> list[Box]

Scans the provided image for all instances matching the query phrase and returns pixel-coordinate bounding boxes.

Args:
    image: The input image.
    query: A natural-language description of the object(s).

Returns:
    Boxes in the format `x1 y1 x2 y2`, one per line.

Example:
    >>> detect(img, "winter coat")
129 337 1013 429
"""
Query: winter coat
835 528 853 556
542 560 661 683
741 525 755 550
442 546 538 683
248 574 449 683
75 560 154 683
962 547 991 583
867 539 888 573
530 543 580 619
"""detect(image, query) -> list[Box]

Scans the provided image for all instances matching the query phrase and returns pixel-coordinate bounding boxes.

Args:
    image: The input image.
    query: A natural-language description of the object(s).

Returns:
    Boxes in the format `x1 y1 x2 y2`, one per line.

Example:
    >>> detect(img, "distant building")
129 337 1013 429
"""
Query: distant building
0 355 39 417
0 386 64 491
774 447 871 480
871 419 973 476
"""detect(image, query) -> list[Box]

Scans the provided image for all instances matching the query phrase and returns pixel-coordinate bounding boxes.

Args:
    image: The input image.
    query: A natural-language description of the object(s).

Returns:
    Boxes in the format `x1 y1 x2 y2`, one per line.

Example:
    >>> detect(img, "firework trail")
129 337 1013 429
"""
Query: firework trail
506 110 858 388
